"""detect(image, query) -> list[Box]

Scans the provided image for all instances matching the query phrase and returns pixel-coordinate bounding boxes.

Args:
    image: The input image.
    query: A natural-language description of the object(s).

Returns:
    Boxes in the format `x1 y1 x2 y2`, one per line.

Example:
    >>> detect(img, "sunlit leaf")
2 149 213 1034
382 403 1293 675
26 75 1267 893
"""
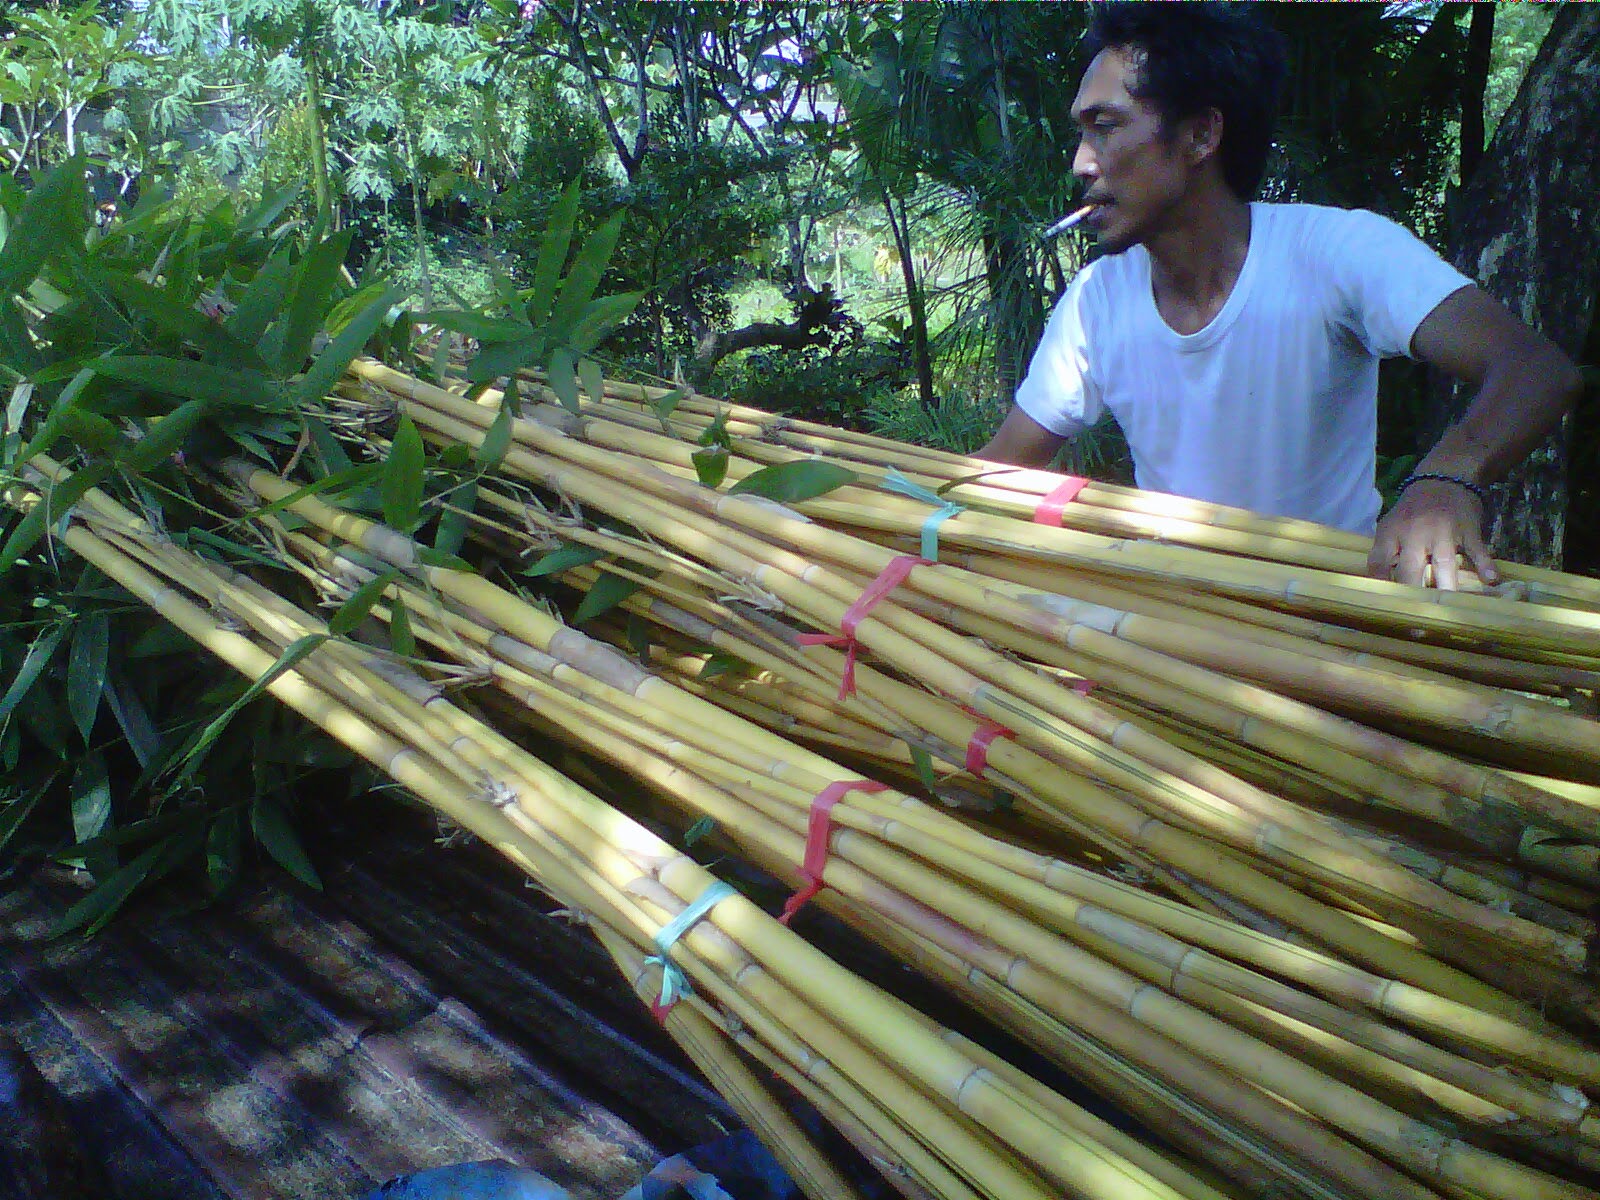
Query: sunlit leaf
728 460 856 503
572 570 643 624
522 542 606 577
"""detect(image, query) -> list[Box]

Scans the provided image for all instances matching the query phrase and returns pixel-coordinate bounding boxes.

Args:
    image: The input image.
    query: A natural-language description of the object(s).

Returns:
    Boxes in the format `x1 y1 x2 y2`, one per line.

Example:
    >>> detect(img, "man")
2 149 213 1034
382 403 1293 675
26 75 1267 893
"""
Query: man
980 3 1583 590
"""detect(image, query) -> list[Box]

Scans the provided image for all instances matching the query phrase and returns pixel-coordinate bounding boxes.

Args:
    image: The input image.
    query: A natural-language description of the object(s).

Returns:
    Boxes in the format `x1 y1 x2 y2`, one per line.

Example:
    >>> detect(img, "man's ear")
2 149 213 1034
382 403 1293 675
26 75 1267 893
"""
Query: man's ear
1183 108 1224 166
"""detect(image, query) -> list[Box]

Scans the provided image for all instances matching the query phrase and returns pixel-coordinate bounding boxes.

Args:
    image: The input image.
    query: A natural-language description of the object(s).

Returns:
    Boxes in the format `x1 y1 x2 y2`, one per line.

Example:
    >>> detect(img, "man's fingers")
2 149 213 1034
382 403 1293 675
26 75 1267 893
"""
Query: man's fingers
1462 526 1500 586
1394 538 1431 587
1431 538 1460 592
1367 533 1400 580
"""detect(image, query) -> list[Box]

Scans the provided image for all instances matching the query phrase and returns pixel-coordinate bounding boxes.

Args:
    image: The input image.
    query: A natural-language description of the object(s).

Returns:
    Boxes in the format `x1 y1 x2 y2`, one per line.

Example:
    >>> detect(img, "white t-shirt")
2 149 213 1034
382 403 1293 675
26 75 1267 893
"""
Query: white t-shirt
1015 203 1473 533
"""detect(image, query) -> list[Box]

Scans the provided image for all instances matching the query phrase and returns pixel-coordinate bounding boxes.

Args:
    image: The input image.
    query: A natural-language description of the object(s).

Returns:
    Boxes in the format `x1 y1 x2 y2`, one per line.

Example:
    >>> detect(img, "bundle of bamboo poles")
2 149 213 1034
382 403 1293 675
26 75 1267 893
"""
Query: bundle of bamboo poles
14 346 1600 1198
12 457 1242 1200
243 357 1600 1195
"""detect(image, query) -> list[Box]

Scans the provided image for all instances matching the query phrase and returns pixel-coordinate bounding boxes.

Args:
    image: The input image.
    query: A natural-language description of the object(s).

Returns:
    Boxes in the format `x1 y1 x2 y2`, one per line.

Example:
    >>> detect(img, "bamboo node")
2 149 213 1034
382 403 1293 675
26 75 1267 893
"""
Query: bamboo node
475 775 520 810
1395 1119 1449 1177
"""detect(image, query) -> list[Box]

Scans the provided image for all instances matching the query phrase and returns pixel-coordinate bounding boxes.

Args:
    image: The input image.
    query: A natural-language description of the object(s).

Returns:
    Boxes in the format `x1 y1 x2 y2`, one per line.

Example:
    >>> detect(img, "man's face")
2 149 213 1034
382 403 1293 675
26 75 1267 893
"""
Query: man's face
1071 48 1197 253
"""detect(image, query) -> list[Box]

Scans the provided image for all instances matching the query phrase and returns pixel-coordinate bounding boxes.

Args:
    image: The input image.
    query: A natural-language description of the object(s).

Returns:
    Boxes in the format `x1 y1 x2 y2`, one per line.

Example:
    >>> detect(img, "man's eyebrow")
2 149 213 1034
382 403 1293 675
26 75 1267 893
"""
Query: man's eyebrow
1074 102 1122 123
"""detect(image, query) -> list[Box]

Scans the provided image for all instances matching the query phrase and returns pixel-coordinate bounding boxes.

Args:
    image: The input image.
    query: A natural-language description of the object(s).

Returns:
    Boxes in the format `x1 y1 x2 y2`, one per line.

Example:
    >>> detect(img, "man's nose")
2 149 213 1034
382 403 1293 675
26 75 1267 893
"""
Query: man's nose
1072 138 1098 183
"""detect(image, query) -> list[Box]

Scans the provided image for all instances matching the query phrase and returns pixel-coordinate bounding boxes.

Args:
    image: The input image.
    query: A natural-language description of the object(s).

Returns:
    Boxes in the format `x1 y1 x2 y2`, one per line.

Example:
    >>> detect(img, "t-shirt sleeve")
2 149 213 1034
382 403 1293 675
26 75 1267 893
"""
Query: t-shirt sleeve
1014 267 1105 437
1314 208 1474 359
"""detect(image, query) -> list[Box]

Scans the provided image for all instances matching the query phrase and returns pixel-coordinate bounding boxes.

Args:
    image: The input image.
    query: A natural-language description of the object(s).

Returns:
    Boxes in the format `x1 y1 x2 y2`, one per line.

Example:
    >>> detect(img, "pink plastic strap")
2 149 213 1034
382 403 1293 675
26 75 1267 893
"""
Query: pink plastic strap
1072 677 1097 696
778 779 889 924
1032 476 1090 525
797 555 927 700
964 720 1015 775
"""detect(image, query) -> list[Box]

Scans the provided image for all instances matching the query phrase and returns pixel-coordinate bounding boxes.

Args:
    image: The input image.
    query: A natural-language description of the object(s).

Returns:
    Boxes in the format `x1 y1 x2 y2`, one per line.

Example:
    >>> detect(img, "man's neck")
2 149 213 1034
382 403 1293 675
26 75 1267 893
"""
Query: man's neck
1144 188 1253 332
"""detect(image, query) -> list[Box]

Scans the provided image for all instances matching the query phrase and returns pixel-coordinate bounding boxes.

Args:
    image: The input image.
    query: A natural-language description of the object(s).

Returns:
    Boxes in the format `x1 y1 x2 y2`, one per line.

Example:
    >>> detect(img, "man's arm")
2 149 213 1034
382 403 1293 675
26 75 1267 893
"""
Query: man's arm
1369 286 1583 590
978 406 1070 468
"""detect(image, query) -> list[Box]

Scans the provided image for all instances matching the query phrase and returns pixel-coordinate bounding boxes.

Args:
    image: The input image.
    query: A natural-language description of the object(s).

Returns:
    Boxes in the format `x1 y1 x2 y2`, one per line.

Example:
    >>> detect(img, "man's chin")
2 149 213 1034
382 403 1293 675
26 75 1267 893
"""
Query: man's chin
1093 227 1138 255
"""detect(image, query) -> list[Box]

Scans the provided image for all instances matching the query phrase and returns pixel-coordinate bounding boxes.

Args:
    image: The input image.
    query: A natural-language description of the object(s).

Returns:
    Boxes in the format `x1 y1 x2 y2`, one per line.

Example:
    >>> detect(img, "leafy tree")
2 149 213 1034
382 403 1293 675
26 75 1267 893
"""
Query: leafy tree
0 3 146 179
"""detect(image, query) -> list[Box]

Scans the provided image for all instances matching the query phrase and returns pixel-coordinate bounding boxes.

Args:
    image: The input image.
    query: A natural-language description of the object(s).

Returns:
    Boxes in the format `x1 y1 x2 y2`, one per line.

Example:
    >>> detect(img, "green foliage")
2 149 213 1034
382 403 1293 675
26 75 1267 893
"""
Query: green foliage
0 166 410 929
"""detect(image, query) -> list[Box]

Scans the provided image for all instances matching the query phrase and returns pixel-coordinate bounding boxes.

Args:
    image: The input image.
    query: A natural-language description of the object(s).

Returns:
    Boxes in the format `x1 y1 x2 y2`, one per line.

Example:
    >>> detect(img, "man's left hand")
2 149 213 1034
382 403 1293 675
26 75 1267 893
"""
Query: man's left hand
1367 480 1499 590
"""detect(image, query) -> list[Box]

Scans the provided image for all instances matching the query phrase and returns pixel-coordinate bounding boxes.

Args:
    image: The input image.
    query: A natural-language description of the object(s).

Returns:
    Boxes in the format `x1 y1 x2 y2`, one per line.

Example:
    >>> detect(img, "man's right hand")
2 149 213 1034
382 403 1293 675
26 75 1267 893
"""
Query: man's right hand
978 407 1069 467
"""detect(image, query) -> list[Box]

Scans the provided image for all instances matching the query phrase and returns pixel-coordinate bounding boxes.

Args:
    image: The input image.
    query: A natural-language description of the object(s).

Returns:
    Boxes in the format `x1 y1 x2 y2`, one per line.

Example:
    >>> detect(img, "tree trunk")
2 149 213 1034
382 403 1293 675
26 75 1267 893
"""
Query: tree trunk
1425 6 1600 568
1457 2 1493 187
882 189 935 410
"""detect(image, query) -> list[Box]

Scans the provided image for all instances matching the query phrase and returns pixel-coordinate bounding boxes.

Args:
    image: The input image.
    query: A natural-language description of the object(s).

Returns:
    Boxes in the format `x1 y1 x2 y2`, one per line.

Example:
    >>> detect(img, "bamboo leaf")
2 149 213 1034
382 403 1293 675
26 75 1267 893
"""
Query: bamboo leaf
0 461 113 573
699 651 746 680
206 807 244 893
170 634 326 786
49 838 165 939
119 398 210 474
0 156 82 301
525 180 581 329
910 745 939 793
292 287 398 409
238 184 300 234
434 481 477 557
233 462 381 525
501 376 522 417
573 570 643 625
548 347 579 413
728 461 857 504
66 612 109 742
70 751 113 847
97 271 270 370
328 570 399 637
306 416 353 473
104 670 160 769
90 356 289 412
16 366 98 465
325 283 388 337
413 546 471 571
381 414 425 531
0 296 42 375
225 252 295 347
251 796 322 890
415 310 533 343
465 332 543 385
0 774 51 855
579 356 605 407
389 593 416 656
653 386 687 423
273 229 355 375
683 816 717 847
568 291 644 355
476 400 513 473
521 542 606 577
691 445 729 489
546 212 624 344
625 612 654 662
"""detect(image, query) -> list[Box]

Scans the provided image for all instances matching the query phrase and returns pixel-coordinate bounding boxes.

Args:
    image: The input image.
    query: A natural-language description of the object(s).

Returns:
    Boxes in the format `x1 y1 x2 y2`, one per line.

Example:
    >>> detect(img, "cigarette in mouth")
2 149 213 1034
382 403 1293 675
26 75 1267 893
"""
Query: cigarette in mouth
1042 205 1097 238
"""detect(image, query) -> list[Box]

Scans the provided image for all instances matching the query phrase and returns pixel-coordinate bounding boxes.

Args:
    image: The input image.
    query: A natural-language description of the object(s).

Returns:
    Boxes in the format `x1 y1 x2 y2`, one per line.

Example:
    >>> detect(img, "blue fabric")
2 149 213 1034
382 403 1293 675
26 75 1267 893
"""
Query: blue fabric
360 1160 572 1200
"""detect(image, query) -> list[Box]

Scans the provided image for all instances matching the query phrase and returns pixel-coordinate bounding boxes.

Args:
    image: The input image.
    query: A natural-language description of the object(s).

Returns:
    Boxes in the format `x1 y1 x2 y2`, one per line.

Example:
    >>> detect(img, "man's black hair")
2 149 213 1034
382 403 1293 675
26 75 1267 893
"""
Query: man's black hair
1084 2 1287 200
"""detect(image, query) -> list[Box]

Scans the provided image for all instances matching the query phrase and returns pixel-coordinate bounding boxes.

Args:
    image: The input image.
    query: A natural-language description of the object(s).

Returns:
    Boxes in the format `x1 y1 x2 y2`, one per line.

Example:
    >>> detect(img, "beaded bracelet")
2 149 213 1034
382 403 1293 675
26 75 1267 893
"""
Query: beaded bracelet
1397 472 1488 506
